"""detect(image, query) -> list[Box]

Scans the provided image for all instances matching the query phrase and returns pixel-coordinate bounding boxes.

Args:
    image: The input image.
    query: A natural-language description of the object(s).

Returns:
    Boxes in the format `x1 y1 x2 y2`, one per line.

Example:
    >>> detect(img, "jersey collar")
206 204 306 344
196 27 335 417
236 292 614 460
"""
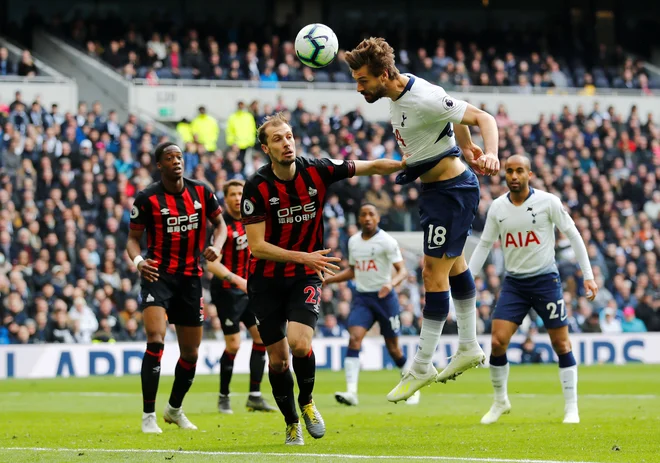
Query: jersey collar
394 75 415 101
507 187 534 205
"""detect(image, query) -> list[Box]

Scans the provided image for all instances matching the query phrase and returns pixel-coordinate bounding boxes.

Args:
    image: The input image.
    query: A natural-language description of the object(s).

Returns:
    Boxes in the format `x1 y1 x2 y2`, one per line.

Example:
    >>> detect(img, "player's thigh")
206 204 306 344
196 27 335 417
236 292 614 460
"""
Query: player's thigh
247 324 265 345
236 292 258 332
224 333 241 353
492 278 531 327
347 325 368 349
530 273 567 331
266 337 290 371
373 290 403 338
214 288 244 336
347 295 376 335
449 252 468 277
142 306 168 341
140 275 174 339
285 276 322 333
420 170 480 261
287 321 315 356
247 277 287 347
168 276 205 328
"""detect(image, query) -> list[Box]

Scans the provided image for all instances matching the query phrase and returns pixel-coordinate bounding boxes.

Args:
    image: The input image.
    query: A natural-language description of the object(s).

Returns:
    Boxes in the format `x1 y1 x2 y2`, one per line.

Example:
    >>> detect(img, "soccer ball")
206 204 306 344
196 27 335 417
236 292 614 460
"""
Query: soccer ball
295 23 339 68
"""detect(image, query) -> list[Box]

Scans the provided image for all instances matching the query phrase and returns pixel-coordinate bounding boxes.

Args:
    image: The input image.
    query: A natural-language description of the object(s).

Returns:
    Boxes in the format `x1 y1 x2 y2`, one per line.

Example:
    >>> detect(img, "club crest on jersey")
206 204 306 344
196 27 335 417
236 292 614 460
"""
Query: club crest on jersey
505 231 541 248
308 187 318 197
401 112 407 127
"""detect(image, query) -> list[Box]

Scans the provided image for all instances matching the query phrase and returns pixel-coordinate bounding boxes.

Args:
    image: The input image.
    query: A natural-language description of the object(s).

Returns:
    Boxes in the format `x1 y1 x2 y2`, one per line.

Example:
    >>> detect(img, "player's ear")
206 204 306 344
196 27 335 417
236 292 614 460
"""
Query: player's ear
261 144 269 155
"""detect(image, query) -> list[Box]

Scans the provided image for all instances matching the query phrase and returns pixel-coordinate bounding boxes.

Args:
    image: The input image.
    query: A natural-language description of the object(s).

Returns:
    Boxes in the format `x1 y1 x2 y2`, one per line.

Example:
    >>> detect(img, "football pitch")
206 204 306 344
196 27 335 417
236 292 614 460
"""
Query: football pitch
1 365 658 463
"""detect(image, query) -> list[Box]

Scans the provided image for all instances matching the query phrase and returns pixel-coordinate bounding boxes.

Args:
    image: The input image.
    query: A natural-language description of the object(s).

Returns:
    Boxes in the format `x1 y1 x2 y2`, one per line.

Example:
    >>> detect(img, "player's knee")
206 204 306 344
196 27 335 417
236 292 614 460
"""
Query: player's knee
386 343 401 358
268 352 289 372
551 338 572 355
289 337 312 358
179 346 199 363
145 330 165 344
225 337 240 354
491 335 510 354
348 333 363 350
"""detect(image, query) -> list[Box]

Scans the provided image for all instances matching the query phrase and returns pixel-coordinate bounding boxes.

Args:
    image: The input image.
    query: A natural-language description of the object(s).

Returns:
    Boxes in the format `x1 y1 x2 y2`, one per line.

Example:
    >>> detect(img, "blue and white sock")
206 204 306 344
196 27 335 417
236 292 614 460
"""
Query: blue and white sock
413 291 449 372
449 269 478 346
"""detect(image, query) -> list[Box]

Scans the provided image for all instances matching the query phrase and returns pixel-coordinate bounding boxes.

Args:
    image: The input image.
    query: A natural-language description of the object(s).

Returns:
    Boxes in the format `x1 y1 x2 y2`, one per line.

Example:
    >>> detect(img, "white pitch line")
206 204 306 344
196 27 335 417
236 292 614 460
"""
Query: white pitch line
0 447 604 463
2 391 657 400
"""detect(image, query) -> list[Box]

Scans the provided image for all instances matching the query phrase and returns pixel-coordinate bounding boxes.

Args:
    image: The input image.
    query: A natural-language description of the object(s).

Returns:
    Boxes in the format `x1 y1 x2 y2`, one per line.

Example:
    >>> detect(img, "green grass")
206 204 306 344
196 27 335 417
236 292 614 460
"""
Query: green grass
1 365 659 462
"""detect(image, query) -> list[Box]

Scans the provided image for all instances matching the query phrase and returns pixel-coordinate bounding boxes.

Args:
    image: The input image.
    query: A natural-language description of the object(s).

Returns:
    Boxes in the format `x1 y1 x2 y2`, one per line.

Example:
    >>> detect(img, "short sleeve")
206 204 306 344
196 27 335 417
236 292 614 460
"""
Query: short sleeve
241 180 267 225
315 158 356 184
549 195 575 233
387 237 403 264
129 192 149 231
204 185 223 220
419 86 468 125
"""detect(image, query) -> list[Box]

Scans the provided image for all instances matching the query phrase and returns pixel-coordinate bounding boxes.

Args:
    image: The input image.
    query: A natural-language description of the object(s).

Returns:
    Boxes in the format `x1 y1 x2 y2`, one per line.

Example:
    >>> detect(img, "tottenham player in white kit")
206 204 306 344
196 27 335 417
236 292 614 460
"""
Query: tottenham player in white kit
346 38 500 402
469 155 599 424
323 204 418 406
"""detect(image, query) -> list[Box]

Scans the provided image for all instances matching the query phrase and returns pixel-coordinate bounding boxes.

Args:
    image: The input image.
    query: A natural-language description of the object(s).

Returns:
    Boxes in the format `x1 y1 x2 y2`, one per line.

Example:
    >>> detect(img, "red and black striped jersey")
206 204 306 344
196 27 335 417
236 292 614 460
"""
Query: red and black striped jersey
129 178 222 277
241 156 355 279
218 211 250 289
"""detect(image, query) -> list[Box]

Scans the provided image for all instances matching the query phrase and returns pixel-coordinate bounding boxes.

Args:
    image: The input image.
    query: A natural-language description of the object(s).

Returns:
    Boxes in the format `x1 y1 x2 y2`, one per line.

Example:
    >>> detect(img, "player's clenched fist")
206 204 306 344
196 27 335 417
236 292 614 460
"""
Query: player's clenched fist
477 153 500 176
202 246 221 262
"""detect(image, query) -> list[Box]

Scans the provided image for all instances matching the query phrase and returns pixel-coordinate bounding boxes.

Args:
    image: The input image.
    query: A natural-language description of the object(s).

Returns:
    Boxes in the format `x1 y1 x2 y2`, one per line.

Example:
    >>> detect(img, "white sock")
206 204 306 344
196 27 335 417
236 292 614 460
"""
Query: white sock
413 318 446 370
142 412 156 419
559 366 578 409
490 363 510 402
453 295 478 345
249 391 262 397
344 356 360 395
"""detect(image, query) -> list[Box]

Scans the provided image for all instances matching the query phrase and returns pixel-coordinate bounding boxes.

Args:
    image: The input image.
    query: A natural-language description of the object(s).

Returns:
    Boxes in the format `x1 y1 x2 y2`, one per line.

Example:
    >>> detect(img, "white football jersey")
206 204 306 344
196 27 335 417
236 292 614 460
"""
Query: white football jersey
478 189 575 277
389 74 467 167
348 229 403 292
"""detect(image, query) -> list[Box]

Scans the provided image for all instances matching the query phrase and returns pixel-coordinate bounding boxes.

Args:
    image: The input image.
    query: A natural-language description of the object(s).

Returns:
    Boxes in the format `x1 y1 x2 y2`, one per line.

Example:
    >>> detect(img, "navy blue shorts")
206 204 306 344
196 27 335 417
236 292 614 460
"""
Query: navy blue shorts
348 290 401 338
420 169 480 258
493 273 567 329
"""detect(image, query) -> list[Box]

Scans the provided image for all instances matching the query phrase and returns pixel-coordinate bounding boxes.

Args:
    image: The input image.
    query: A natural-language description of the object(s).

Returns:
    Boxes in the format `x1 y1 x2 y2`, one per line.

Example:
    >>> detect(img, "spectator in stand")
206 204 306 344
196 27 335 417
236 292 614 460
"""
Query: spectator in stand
224 101 256 153
0 47 14 75
190 106 219 152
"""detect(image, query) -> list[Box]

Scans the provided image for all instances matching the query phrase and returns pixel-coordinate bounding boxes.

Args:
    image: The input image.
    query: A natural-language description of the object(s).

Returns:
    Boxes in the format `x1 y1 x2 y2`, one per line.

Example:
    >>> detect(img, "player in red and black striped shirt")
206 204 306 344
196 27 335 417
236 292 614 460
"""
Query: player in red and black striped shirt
241 112 404 445
207 179 275 414
127 141 227 434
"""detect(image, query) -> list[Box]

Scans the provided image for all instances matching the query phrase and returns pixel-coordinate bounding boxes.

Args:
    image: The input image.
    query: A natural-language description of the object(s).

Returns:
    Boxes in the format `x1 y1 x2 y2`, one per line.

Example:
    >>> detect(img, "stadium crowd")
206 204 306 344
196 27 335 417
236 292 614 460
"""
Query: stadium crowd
0 47 39 77
0 87 658 345
36 17 657 92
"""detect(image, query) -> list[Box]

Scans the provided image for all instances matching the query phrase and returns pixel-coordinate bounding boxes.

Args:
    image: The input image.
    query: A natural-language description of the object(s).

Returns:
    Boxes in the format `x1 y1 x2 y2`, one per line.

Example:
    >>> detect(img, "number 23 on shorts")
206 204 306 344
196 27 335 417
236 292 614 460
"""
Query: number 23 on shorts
427 224 447 250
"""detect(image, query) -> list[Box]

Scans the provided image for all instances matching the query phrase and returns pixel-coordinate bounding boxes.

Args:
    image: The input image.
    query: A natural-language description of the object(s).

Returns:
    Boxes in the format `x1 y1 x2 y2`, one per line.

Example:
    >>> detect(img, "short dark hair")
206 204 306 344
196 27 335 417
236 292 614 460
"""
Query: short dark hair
154 141 179 163
345 37 400 80
257 112 291 146
223 179 245 197
359 202 379 214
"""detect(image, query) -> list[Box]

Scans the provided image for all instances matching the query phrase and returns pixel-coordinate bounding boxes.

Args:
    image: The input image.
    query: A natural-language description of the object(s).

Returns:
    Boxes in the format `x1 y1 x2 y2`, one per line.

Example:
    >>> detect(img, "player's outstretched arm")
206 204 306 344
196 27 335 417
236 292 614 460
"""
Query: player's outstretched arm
353 159 404 176
459 104 499 176
126 228 159 282
323 266 355 286
467 207 499 277
246 221 341 281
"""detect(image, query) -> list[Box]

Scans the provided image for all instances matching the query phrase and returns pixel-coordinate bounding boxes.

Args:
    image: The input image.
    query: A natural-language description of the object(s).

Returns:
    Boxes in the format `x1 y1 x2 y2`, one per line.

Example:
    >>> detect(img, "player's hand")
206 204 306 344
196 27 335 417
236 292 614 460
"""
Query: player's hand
477 153 500 176
302 249 341 282
202 246 221 262
401 153 412 169
584 279 598 301
461 143 487 175
235 277 248 294
378 283 392 299
138 259 159 282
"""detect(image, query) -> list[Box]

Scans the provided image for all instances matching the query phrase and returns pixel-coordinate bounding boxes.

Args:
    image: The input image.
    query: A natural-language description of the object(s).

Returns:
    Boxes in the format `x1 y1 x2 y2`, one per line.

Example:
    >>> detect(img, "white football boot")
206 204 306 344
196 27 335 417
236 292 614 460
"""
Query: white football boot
436 342 486 383
481 399 512 424
163 403 198 430
141 413 163 434
387 363 437 403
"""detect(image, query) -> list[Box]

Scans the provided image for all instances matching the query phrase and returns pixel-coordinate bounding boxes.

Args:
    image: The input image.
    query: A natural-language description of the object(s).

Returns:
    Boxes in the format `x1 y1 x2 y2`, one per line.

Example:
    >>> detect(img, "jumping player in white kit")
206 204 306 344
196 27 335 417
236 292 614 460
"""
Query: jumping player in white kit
346 38 500 402
323 203 418 406
469 155 598 424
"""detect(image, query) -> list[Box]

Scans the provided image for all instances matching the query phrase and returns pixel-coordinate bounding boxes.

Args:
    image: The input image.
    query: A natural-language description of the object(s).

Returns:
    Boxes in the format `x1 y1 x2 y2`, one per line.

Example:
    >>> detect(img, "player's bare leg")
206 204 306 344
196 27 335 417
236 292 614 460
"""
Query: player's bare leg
335 326 367 406
163 325 201 430
141 306 167 433
437 254 486 383
384 337 420 405
288 321 325 439
481 319 517 424
548 326 579 424
218 332 240 414
245 325 275 412
387 254 457 402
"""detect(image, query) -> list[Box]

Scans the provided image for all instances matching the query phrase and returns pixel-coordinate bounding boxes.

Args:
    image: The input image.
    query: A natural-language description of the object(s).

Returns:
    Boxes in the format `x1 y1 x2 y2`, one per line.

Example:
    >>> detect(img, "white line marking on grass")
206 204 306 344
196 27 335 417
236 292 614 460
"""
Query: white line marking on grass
0 447 604 463
2 392 657 400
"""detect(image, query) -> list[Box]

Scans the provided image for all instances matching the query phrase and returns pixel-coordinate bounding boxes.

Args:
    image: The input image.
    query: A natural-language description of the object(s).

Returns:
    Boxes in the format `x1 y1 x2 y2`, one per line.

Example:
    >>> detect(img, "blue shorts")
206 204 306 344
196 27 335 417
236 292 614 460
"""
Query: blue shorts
493 273 567 329
348 290 401 338
420 169 480 258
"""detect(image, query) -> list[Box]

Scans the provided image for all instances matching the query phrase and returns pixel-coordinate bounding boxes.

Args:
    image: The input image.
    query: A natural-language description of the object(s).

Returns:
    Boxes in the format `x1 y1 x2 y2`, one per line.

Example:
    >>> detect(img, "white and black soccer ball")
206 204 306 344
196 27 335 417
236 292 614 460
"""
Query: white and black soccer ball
295 23 339 68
